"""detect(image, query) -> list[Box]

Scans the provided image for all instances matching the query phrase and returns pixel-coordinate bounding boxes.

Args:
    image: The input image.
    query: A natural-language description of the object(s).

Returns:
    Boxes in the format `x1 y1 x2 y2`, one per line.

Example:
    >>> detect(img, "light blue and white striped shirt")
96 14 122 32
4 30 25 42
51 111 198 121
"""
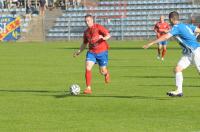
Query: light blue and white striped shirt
169 23 200 55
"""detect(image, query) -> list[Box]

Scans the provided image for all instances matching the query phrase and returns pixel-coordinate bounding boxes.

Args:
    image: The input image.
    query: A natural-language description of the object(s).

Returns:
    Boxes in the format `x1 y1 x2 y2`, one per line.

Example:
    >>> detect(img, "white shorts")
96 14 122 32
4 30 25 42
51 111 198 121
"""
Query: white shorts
177 47 200 73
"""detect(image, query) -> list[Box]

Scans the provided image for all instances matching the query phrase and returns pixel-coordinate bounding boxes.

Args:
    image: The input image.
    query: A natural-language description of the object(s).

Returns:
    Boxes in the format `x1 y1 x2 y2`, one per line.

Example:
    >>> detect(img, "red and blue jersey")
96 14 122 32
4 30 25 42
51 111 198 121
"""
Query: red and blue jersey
83 24 110 54
154 22 170 38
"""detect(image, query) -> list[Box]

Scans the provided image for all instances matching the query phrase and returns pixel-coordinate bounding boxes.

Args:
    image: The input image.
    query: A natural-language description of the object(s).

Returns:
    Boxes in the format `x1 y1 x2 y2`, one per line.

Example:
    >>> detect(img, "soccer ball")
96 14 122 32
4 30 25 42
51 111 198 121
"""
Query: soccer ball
69 84 80 95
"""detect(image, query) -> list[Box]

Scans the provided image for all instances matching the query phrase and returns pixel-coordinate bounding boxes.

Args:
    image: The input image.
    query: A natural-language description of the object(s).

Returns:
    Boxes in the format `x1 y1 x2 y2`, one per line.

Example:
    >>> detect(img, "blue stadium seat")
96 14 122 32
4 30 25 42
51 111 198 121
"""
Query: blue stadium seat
48 0 200 40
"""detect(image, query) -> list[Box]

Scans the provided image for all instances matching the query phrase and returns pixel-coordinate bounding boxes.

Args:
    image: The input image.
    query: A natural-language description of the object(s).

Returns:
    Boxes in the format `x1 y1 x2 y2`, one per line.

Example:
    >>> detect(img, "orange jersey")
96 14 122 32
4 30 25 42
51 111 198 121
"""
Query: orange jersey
83 24 110 54
154 22 170 38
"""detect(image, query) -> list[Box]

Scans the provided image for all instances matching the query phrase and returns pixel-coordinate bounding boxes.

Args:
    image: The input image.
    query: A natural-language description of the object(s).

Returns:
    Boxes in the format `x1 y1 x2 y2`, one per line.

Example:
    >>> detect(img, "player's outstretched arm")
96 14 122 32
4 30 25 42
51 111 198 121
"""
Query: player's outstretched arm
73 43 87 57
143 33 172 49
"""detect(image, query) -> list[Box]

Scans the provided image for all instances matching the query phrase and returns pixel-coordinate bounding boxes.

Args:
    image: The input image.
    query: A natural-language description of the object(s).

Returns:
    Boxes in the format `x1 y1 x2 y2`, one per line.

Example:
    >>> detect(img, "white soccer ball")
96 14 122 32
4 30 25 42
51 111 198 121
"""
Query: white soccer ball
69 84 80 95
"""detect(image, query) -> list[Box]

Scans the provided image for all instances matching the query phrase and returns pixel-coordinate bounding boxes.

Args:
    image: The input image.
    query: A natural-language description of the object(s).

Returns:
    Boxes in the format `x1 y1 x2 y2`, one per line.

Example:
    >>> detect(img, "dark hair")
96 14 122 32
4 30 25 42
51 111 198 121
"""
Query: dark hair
85 14 93 19
169 11 179 21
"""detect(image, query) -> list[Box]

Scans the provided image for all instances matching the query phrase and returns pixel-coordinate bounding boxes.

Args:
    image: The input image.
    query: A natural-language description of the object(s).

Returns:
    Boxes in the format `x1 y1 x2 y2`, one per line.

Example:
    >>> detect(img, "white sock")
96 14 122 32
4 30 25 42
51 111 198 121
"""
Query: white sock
175 72 183 93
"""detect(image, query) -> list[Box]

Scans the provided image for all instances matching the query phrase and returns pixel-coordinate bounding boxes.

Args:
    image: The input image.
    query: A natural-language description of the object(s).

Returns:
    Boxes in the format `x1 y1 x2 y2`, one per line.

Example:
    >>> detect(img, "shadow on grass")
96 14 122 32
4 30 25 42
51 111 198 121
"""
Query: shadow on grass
138 84 200 88
122 75 173 79
54 93 200 100
54 93 181 100
0 89 167 100
0 89 199 100
110 65 174 68
0 89 172 100
122 75 199 79
0 89 62 93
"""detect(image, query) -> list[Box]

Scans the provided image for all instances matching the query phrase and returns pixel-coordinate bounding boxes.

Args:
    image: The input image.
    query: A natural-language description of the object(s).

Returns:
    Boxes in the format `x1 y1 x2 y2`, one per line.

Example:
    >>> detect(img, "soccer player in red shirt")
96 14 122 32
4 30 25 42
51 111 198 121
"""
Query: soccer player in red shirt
73 14 111 94
154 15 170 61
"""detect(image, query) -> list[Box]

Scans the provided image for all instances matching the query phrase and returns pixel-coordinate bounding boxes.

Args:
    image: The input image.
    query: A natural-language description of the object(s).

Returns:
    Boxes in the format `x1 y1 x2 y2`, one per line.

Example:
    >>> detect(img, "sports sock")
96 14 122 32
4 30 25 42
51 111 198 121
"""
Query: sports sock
162 48 167 58
85 70 91 87
175 72 183 93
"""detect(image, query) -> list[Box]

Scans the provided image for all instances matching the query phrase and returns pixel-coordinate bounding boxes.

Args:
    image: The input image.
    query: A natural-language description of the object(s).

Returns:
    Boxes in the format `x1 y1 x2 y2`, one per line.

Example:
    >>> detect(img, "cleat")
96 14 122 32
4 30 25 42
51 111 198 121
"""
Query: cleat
167 90 183 97
83 88 92 94
105 72 110 83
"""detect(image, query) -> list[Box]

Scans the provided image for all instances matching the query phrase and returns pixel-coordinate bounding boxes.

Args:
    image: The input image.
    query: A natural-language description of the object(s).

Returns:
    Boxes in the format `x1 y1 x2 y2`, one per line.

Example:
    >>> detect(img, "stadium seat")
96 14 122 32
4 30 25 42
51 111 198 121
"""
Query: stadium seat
47 0 200 40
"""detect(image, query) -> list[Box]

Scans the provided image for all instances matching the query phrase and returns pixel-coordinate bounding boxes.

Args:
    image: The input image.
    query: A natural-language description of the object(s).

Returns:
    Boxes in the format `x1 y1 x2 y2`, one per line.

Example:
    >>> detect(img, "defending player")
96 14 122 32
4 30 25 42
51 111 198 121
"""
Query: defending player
154 15 170 61
73 14 111 94
143 11 200 97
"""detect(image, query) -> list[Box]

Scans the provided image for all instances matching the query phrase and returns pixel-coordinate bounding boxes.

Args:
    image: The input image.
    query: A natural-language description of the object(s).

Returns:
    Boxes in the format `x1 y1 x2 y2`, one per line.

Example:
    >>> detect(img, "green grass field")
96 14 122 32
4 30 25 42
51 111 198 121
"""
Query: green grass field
0 41 200 132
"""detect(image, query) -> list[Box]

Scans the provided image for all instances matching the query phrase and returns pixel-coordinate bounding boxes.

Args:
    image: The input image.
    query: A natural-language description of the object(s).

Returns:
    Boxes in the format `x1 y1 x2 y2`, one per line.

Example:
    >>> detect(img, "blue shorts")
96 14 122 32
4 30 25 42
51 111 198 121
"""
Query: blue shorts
158 41 168 45
86 51 108 67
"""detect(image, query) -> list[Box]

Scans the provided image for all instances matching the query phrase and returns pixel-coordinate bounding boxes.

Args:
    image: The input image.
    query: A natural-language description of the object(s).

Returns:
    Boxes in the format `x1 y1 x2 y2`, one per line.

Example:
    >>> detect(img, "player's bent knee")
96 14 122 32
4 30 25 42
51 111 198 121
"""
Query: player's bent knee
86 67 92 71
175 65 183 73
86 63 94 71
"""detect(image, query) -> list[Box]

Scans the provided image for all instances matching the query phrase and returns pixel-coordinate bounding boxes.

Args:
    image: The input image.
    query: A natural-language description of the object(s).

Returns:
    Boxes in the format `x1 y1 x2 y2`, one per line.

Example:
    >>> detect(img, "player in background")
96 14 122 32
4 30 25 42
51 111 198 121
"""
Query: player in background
143 11 200 97
154 15 170 61
73 14 111 94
